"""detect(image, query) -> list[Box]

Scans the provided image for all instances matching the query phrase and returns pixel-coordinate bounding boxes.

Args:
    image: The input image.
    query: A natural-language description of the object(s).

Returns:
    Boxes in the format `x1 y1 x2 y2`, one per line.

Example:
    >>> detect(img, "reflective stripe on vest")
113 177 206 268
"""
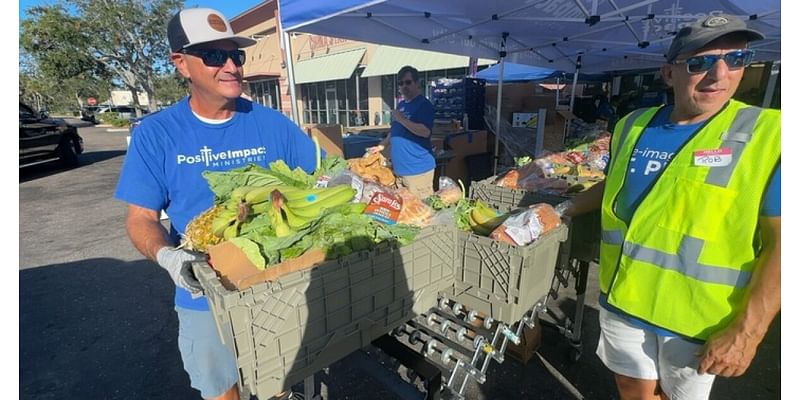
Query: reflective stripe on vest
602 229 623 245
705 107 761 187
622 236 752 288
612 108 649 156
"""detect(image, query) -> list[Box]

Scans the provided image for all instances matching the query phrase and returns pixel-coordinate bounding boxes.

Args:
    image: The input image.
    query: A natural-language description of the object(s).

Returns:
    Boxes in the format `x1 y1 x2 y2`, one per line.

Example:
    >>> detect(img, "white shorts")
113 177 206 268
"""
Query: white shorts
596 307 716 400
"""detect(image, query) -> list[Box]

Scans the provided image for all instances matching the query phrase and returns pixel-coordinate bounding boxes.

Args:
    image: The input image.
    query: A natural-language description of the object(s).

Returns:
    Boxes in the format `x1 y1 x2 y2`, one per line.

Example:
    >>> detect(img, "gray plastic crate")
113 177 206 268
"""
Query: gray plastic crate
449 224 568 323
193 225 456 399
469 176 600 262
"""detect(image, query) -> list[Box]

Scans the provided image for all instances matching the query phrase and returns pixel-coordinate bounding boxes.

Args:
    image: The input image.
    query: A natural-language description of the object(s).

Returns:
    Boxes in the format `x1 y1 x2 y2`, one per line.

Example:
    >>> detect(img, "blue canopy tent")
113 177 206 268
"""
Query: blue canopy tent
475 62 609 83
278 0 780 171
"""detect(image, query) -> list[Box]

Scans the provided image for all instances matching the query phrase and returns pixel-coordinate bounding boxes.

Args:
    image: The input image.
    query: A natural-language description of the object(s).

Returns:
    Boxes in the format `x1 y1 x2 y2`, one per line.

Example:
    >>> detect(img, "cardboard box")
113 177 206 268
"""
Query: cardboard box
304 124 344 157
207 242 327 290
443 130 489 184
505 318 543 365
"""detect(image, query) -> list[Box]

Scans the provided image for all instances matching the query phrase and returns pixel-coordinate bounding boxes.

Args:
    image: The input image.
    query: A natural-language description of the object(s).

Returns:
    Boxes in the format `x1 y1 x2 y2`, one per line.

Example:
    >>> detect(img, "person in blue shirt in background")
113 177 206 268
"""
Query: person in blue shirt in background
370 65 436 199
115 8 316 400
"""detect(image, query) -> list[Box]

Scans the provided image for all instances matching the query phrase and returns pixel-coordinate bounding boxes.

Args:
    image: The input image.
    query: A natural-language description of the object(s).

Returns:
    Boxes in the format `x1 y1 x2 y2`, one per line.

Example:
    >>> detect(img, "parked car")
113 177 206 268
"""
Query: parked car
20 102 84 167
95 105 149 120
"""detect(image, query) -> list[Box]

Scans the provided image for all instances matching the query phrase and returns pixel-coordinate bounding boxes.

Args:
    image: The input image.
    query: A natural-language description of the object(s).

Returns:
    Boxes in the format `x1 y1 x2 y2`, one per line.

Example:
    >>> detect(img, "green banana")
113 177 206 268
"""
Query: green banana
280 186 331 203
267 189 296 238
285 187 356 219
250 201 271 215
244 186 275 204
211 209 238 237
230 186 258 202
282 205 316 229
223 220 240 240
285 185 355 209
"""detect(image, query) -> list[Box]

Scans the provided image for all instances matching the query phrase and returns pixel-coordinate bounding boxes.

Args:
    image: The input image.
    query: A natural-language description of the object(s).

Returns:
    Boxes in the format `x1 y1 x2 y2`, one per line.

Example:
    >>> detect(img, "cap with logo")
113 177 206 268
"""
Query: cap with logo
167 8 257 52
666 14 765 62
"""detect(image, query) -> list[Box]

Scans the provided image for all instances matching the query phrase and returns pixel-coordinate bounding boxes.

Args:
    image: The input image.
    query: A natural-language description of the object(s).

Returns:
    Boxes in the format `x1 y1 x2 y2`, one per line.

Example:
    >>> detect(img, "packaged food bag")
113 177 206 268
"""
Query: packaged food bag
489 203 562 246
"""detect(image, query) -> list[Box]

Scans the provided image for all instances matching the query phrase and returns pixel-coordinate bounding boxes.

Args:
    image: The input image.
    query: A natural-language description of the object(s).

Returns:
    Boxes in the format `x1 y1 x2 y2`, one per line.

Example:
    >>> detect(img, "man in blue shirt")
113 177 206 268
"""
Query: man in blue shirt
372 66 436 199
115 8 317 400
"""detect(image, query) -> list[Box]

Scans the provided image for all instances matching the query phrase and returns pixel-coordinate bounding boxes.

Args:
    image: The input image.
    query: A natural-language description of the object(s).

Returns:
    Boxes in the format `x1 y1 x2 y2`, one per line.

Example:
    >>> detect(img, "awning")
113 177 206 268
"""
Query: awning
362 45 494 78
294 48 366 84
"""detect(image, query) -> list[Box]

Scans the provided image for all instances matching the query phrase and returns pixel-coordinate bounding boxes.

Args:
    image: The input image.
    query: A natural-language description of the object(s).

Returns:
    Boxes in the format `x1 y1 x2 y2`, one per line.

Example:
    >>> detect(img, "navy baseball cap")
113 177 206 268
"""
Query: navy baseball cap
666 14 764 62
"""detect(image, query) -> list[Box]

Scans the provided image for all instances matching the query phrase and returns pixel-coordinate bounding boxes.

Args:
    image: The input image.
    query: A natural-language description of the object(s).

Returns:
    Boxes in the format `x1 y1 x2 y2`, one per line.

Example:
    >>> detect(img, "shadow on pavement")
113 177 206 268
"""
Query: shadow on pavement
20 258 196 400
20 150 127 183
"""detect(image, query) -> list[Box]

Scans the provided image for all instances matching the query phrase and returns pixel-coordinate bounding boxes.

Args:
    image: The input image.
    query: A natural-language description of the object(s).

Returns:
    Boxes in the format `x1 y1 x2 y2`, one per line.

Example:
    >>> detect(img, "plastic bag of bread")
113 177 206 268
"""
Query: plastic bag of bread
496 170 519 189
348 152 396 186
489 203 561 246
396 188 434 227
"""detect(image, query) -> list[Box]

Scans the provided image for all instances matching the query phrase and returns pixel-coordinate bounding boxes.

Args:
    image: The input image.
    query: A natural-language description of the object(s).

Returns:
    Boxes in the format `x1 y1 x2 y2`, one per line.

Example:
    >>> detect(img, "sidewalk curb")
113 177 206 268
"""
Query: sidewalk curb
106 128 130 132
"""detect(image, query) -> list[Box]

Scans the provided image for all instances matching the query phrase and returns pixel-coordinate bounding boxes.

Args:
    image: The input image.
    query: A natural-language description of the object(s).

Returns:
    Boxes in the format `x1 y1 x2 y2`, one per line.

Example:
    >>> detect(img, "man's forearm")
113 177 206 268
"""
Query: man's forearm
738 216 781 339
397 117 431 138
126 205 173 261
564 180 605 217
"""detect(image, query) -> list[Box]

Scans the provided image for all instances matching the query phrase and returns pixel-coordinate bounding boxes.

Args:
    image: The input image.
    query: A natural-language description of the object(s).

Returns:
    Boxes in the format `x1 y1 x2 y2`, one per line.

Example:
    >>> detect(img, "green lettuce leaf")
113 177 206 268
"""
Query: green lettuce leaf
228 237 266 270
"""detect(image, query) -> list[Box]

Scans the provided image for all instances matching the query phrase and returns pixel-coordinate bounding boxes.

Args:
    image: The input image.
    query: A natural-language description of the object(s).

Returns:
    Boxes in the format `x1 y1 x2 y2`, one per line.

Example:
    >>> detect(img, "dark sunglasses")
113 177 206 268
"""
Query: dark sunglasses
398 79 415 87
180 48 246 67
672 49 755 74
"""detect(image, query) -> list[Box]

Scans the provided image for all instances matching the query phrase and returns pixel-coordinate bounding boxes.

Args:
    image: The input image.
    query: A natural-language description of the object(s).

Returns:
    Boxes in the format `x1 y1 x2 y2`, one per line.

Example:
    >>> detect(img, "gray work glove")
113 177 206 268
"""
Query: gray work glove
156 247 206 297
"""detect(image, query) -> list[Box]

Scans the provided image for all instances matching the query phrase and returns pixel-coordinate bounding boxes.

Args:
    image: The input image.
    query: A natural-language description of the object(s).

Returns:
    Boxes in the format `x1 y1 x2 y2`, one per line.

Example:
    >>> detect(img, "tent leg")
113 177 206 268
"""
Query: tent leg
762 61 780 108
566 59 581 145
283 31 301 125
493 58 505 175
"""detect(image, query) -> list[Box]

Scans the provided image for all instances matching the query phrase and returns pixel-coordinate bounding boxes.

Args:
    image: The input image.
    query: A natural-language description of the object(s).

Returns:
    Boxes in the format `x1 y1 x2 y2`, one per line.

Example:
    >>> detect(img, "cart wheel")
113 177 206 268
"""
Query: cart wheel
568 346 582 363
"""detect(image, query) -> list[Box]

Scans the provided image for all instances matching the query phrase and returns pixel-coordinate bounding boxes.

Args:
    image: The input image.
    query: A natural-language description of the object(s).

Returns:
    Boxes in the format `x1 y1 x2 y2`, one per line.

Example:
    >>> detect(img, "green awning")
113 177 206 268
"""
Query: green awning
294 48 366 84
362 46 495 78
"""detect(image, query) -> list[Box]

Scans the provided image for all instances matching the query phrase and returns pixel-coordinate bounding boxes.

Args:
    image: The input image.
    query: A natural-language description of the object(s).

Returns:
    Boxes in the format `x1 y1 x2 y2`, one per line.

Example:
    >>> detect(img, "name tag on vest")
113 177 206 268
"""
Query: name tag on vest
694 148 732 167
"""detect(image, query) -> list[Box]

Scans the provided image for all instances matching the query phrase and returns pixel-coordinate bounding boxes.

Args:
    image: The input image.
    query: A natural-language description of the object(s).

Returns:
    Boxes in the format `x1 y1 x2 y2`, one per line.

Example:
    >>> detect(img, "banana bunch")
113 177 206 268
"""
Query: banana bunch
280 185 357 230
208 184 358 240
210 184 294 240
468 200 505 236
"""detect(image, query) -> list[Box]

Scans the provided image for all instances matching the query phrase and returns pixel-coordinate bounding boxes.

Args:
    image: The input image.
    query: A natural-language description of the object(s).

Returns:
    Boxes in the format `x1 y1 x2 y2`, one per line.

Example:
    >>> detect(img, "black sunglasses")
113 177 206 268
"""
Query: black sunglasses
672 49 755 74
398 79 415 87
180 48 246 67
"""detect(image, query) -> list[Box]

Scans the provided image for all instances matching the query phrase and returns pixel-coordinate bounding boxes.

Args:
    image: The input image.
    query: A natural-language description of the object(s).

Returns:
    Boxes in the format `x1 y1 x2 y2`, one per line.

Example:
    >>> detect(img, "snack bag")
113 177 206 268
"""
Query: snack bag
364 188 403 225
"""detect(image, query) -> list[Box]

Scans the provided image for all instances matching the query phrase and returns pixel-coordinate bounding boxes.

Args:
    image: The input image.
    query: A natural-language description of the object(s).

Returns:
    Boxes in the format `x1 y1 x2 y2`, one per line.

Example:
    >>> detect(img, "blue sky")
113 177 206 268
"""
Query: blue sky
19 0 265 21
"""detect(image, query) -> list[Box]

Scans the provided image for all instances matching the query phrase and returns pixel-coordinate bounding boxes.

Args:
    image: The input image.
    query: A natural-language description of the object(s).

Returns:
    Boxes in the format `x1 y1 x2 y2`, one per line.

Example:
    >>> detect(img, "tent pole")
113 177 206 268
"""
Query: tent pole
555 77 561 107
493 57 505 175
282 31 301 125
566 56 582 145
762 61 779 108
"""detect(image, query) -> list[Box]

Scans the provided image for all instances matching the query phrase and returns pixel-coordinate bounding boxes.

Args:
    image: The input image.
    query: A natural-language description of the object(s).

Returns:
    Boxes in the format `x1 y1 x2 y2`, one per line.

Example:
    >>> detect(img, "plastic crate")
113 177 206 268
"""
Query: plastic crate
449 224 568 323
193 225 457 398
469 176 600 262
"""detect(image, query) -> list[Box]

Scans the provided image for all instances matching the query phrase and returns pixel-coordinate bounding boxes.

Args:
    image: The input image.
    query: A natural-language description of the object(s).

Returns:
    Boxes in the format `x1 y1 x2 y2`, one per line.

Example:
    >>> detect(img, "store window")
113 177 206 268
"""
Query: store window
248 79 280 110
299 70 368 127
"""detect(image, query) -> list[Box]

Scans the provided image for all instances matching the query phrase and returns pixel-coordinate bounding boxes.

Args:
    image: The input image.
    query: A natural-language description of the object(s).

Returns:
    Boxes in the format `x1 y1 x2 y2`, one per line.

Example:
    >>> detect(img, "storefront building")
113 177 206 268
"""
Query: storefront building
230 1 494 127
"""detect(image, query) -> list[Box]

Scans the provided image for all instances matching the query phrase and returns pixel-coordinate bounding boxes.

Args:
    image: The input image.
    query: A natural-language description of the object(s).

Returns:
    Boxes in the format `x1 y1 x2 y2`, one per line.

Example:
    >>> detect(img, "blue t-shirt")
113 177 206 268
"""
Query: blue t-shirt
390 95 435 176
602 105 781 338
115 97 319 311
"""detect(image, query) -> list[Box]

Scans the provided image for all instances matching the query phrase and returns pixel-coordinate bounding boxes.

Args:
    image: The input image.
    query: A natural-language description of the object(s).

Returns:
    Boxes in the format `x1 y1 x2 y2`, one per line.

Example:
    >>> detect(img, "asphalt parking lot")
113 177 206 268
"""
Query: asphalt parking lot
20 124 780 399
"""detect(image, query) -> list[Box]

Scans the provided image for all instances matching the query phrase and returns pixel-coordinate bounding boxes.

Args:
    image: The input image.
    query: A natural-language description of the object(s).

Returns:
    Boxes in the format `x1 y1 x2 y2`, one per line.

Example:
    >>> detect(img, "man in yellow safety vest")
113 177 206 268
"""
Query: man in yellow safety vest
557 13 780 400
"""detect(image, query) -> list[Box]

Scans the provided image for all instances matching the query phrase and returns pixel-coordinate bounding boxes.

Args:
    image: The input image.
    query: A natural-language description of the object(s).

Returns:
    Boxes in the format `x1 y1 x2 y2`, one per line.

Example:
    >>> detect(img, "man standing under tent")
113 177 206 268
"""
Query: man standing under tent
115 7 318 400
369 65 436 199
556 14 780 400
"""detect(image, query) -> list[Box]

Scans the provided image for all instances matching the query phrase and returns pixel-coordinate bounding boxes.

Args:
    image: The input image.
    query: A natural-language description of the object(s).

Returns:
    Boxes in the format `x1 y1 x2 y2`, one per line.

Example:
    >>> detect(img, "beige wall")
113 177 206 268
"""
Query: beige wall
367 77 384 125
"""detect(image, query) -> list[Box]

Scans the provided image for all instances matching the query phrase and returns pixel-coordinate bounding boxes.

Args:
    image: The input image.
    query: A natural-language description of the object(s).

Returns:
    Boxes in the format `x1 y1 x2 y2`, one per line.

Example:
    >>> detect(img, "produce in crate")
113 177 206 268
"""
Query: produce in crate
182 158 421 285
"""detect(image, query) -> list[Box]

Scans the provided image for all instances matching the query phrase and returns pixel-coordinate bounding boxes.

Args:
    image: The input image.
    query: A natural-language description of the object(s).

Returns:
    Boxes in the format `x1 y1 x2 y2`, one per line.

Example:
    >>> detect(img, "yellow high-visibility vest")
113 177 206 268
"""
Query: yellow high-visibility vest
599 99 780 340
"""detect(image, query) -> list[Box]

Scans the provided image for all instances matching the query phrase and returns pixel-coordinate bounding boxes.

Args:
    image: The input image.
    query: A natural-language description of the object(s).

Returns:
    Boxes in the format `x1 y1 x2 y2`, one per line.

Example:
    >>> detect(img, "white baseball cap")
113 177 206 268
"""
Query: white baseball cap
167 8 257 52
